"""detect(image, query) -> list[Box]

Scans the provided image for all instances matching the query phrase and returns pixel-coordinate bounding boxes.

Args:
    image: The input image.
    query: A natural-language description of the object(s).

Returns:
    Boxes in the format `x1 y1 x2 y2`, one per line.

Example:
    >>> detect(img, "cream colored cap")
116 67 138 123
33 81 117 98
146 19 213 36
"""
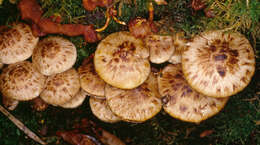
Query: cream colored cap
60 89 87 109
105 72 162 122
168 33 188 64
158 64 229 123
32 36 77 76
90 97 121 123
0 23 39 64
94 31 150 89
78 57 106 98
40 68 80 106
0 61 46 101
145 35 175 64
182 30 255 98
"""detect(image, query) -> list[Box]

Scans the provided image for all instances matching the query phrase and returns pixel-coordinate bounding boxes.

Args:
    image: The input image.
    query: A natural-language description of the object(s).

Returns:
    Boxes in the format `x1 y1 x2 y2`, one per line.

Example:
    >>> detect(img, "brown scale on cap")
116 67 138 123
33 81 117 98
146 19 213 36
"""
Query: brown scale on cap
0 23 39 64
182 30 255 98
158 64 229 123
94 31 150 89
0 61 46 101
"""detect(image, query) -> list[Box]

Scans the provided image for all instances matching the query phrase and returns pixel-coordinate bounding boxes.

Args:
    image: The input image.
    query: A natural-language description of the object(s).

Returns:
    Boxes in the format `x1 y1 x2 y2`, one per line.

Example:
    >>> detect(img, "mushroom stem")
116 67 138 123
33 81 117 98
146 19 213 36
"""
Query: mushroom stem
95 9 111 32
148 2 154 22
112 16 126 25
0 105 46 145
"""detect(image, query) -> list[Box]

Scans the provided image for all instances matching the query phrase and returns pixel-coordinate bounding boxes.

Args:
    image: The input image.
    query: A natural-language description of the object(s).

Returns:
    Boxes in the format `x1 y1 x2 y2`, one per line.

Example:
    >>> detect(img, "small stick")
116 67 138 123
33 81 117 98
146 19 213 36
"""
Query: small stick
0 105 47 145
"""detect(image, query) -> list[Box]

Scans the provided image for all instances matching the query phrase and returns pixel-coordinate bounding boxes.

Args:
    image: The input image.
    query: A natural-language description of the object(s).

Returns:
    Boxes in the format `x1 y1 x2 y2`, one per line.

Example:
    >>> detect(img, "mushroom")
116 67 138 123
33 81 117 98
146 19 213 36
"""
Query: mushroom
78 56 106 99
0 23 39 64
158 64 229 123
94 31 150 89
59 89 87 109
32 36 77 76
31 97 48 111
40 68 80 106
0 61 46 101
105 72 162 122
168 33 188 64
2 96 19 111
145 34 175 64
182 30 255 98
89 97 121 123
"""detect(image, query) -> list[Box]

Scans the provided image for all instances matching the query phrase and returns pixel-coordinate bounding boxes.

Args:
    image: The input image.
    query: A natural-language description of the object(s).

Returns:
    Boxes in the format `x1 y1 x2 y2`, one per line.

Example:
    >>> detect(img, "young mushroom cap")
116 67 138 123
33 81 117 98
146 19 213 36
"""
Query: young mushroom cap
78 57 106 99
32 36 77 76
158 64 229 123
105 72 162 122
145 35 175 64
40 68 80 106
89 97 121 123
0 23 39 64
168 33 188 64
59 89 87 109
94 31 150 89
2 96 19 111
182 30 255 98
0 61 46 101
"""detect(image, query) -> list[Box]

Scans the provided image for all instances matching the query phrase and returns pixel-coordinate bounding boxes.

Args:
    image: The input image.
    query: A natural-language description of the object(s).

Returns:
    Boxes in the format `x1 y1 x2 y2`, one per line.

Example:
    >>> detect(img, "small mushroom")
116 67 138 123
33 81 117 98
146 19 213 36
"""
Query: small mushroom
40 68 80 106
0 23 39 64
60 89 87 109
2 96 19 111
94 31 150 89
0 61 46 101
168 33 188 64
145 34 175 64
78 56 106 99
182 30 255 97
158 64 229 123
32 36 77 76
31 97 48 111
89 97 121 123
105 72 162 122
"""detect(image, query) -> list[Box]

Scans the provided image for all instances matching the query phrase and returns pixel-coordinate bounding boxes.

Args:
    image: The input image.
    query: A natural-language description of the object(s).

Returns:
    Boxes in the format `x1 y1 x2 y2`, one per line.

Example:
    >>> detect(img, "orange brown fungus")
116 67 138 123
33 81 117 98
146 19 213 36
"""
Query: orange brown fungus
82 0 113 11
128 17 157 38
18 0 99 43
182 30 255 98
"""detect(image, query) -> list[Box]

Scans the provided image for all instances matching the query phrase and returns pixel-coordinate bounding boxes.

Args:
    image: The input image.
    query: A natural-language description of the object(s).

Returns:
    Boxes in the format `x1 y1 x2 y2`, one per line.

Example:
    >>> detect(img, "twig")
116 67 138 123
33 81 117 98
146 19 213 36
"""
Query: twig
0 105 47 145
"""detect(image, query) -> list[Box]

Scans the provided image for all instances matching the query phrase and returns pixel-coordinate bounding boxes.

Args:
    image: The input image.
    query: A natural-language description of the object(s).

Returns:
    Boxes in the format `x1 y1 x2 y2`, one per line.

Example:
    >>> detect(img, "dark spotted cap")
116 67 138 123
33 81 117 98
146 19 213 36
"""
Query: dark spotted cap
182 30 255 98
158 64 229 123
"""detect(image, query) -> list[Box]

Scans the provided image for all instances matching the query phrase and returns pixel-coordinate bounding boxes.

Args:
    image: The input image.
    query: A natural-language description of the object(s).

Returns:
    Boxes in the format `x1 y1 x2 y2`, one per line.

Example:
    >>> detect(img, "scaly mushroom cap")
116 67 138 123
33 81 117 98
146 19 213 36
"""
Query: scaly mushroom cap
60 89 87 109
182 30 255 98
40 68 80 106
0 61 46 101
145 35 175 64
158 64 229 123
94 31 150 89
105 73 162 122
0 23 39 64
89 97 121 123
78 58 106 98
168 33 188 64
2 96 19 111
32 36 77 76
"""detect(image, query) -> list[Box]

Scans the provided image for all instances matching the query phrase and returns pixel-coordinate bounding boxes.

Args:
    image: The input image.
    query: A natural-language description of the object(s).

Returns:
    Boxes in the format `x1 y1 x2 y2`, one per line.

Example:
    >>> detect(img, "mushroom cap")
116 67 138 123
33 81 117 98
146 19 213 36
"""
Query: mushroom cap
94 31 150 89
60 89 87 109
168 33 188 64
31 97 48 112
40 68 80 106
182 30 255 98
32 36 77 76
0 61 46 101
2 96 19 111
145 35 175 64
105 72 162 122
158 64 229 123
78 58 106 98
89 97 121 123
0 23 39 64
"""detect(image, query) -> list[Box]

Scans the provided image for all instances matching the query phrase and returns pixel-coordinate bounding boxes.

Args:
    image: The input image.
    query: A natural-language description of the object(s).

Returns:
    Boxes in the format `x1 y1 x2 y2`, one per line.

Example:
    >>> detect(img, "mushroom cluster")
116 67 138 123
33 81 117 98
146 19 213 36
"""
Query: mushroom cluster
0 23 88 111
89 29 255 123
